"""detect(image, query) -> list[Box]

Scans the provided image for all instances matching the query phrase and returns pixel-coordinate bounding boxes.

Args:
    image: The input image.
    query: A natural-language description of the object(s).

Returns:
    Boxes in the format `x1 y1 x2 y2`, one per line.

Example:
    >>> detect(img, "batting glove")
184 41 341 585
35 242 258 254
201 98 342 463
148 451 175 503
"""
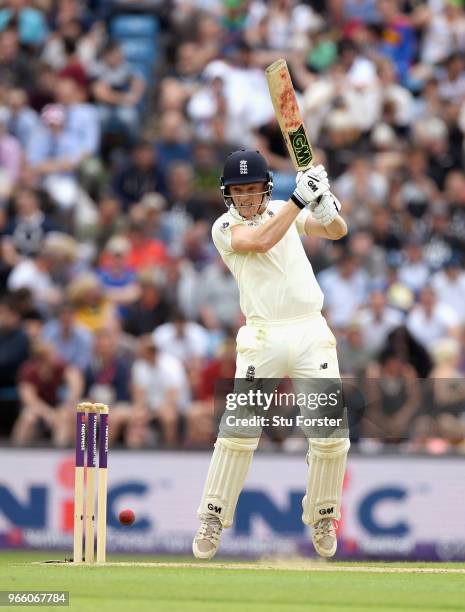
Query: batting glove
311 191 342 226
291 165 330 209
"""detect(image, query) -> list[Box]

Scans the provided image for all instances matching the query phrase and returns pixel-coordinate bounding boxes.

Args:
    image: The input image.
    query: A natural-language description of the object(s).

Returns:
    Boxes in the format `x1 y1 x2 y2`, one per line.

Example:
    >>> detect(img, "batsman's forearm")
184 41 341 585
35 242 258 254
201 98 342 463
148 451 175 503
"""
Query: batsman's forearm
324 215 347 240
255 200 301 251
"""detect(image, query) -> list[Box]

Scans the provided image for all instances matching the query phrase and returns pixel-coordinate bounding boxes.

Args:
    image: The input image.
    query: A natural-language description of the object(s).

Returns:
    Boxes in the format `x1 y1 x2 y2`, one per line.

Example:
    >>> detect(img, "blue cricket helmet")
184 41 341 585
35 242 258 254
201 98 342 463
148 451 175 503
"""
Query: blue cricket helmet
220 150 273 218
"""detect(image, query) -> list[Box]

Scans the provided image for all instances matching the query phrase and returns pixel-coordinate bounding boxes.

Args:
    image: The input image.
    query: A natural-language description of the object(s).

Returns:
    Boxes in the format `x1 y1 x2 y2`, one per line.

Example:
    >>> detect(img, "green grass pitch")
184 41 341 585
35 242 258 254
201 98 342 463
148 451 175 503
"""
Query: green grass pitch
2 551 465 611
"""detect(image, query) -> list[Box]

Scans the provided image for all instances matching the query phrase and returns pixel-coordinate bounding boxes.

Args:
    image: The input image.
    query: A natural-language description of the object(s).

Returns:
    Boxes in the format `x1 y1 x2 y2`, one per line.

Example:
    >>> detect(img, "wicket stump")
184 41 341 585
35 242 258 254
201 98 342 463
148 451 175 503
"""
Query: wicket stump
73 402 109 564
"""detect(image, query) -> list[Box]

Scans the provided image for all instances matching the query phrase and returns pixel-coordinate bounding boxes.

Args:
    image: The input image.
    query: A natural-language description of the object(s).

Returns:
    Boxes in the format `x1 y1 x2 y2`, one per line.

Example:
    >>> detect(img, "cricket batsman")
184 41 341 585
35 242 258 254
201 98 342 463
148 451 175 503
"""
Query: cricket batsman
193 150 350 560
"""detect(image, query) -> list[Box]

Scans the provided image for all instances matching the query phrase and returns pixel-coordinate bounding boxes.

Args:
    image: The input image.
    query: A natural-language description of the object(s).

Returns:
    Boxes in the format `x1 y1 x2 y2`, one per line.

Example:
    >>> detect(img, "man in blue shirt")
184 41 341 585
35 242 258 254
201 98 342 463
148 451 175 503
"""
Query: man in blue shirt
26 104 83 209
42 302 93 371
55 78 100 158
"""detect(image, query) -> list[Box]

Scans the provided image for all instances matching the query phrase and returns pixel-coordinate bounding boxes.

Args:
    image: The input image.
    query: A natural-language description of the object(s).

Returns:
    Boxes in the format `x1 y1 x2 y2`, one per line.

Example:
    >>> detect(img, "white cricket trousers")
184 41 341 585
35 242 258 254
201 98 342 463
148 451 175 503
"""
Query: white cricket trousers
197 312 350 528
235 311 339 379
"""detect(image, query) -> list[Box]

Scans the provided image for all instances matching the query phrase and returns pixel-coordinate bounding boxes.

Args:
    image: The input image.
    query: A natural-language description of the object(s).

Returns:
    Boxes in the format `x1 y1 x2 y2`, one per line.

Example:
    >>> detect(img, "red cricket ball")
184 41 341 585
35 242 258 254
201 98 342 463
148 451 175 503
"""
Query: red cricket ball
118 508 135 526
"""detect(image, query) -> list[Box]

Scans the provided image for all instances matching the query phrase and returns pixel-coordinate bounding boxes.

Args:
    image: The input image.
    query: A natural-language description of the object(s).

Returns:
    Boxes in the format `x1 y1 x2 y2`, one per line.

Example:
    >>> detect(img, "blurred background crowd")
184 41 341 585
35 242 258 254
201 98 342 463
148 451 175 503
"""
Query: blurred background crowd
1 0 465 453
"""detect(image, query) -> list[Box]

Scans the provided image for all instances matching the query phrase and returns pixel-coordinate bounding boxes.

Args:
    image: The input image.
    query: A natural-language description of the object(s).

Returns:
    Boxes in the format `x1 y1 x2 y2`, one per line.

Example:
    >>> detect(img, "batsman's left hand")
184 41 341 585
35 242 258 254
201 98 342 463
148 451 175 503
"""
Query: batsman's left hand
311 192 342 226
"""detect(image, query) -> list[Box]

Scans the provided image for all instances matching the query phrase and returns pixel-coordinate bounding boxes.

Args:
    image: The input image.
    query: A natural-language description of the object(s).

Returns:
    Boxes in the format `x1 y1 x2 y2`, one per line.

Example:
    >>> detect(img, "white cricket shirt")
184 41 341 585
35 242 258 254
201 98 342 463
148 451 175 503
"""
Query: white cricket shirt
211 199 324 323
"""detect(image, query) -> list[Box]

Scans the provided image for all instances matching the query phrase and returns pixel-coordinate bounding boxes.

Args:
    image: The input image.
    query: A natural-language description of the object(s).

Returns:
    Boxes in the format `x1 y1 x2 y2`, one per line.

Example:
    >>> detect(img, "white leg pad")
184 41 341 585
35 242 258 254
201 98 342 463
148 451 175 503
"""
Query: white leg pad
302 437 350 526
197 437 259 529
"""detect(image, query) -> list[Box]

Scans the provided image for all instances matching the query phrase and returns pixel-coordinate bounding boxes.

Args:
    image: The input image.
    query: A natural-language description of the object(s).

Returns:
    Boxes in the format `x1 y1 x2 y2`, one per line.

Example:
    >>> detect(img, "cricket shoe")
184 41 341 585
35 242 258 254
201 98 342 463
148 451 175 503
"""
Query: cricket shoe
311 518 337 558
192 513 223 560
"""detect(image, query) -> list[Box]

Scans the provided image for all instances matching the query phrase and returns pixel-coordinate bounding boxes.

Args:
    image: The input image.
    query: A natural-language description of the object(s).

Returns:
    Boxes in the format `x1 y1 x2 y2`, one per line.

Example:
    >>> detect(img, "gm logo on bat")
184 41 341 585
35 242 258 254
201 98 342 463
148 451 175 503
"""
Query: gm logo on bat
289 125 312 168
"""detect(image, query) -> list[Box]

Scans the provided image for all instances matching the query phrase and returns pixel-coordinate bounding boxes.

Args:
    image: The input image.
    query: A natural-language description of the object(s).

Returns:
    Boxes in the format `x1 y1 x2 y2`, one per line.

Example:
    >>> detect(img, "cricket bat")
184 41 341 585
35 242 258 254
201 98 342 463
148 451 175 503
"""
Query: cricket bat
265 59 314 171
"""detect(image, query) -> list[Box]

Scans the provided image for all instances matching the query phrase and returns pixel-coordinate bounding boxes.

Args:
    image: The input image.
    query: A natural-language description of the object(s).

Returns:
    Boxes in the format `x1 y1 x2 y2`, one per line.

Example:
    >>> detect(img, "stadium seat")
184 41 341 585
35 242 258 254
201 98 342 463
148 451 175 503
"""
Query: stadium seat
111 14 159 39
119 38 158 63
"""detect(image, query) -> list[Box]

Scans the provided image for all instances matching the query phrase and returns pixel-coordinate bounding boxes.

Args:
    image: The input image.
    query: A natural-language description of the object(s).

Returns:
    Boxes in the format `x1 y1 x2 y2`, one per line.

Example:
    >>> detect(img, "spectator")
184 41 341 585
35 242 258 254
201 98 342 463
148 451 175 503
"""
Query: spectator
166 162 205 220
253 116 295 173
67 272 117 332
431 254 465 323
406 285 461 352
98 235 139 309
338 321 372 377
26 104 83 210
197 256 241 330
356 290 404 358
83 326 132 445
190 48 274 148
318 253 370 329
7 232 78 309
3 188 59 257
398 238 430 294
128 335 188 447
398 148 439 223
0 0 48 46
28 63 57 111
91 41 146 141
22 307 43 343
166 40 205 97
423 210 457 270
195 12 224 64
383 325 432 378
429 338 465 446
0 106 21 193
187 72 229 143
153 308 210 364
138 192 173 245
163 162 207 256
5 88 39 148
42 301 92 371
153 110 192 178
0 295 30 433
191 141 224 214
333 155 389 229
55 78 100 158
12 341 83 446
377 58 414 132
413 338 465 452
349 230 387 279
245 0 323 51
377 0 416 84
81 192 127 253
420 0 465 65
0 295 30 378
333 38 380 132
438 53 465 105
122 271 170 337
178 222 213 270
364 349 420 444
194 334 236 402
413 116 454 189
444 170 465 255
41 18 102 71
124 216 169 271
55 37 88 87
370 208 402 254
112 140 164 211
0 27 35 89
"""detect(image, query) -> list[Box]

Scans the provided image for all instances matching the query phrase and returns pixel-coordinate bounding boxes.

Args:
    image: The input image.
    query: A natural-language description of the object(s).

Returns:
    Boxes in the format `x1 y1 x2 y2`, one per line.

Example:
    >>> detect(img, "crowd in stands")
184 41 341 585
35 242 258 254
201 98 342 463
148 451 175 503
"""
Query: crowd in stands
1 0 465 453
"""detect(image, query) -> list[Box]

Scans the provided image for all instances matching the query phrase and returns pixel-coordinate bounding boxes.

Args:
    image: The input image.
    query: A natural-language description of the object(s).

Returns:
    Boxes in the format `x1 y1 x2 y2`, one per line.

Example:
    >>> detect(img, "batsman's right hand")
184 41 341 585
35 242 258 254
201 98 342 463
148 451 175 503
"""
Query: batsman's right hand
292 165 330 208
